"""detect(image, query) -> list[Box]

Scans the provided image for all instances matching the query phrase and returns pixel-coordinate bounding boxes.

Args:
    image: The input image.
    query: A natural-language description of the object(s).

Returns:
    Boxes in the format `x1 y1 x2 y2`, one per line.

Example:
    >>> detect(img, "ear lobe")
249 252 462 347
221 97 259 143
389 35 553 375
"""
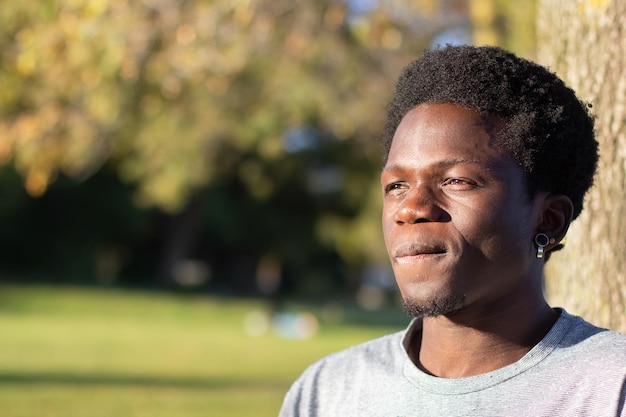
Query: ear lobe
535 194 574 250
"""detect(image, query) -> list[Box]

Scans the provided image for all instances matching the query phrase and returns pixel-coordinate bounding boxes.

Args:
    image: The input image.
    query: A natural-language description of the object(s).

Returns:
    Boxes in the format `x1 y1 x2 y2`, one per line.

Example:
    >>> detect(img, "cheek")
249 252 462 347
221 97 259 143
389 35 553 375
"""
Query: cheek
455 206 530 259
381 210 395 250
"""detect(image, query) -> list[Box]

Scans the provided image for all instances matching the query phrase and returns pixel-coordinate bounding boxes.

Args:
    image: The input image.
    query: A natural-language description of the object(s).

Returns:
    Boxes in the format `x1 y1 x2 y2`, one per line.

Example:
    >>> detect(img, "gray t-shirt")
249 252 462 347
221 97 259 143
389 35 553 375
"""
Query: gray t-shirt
279 309 626 416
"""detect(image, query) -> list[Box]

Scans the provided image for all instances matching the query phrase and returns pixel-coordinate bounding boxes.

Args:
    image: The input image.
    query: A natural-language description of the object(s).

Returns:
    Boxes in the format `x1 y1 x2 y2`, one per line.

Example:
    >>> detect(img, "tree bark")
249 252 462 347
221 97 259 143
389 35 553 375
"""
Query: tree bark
537 0 626 332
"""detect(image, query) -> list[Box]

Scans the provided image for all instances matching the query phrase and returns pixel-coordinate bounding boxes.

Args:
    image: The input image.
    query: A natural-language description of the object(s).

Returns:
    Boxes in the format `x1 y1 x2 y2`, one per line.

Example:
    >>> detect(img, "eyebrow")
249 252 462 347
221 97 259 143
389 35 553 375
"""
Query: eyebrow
381 158 485 174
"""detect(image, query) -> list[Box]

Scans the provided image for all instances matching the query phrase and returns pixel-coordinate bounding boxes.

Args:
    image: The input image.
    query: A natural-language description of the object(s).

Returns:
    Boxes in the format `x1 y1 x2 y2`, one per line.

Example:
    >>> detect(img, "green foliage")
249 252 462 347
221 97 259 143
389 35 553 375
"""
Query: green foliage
1 0 439 287
0 165 149 282
0 0 536 289
0 0 417 211
469 0 536 57
0 285 407 416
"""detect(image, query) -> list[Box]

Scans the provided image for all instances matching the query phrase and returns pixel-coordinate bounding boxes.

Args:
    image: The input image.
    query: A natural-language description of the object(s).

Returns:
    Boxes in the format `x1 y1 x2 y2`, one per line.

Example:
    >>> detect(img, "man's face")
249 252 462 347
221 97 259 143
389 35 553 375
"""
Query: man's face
381 103 540 318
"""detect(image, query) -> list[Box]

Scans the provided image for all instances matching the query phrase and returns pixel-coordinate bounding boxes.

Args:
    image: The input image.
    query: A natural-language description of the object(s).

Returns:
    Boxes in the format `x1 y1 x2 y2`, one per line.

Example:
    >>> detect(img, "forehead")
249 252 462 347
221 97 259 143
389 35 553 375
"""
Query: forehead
385 103 503 170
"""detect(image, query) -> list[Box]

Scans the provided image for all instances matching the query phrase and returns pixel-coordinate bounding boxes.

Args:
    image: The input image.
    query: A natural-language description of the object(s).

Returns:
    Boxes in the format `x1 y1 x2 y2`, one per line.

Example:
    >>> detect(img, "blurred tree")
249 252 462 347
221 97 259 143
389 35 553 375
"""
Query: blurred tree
1 0 410 210
538 0 626 332
1 0 534 293
468 0 536 56
0 163 150 283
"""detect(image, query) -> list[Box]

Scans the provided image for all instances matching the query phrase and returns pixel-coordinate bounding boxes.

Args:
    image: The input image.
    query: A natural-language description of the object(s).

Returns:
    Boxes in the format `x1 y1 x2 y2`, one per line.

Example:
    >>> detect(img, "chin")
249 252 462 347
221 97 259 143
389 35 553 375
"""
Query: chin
402 293 467 318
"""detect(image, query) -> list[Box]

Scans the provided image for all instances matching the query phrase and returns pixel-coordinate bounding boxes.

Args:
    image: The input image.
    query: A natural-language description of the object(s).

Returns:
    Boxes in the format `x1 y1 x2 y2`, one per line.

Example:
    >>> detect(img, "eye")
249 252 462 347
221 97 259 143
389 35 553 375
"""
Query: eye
384 182 406 195
442 177 477 190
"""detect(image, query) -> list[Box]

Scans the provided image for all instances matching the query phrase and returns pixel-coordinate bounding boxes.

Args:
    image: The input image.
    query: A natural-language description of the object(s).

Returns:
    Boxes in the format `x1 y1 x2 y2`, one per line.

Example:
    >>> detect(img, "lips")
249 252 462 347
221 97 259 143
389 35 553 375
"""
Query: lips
393 242 447 263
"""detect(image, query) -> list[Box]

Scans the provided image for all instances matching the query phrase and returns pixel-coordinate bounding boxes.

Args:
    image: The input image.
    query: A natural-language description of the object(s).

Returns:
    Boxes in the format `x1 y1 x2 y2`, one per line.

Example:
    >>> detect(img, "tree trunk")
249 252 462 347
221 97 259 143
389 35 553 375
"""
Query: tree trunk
537 0 626 332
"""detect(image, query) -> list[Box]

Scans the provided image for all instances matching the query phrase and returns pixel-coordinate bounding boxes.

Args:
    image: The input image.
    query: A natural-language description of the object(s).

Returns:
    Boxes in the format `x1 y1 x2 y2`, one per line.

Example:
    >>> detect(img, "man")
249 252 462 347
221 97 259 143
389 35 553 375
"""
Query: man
279 45 626 416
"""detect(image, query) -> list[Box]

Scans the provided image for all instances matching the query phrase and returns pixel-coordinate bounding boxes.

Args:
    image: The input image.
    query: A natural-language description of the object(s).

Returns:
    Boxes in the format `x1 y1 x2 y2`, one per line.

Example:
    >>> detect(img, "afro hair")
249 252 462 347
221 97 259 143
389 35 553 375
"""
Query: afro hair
382 45 598 219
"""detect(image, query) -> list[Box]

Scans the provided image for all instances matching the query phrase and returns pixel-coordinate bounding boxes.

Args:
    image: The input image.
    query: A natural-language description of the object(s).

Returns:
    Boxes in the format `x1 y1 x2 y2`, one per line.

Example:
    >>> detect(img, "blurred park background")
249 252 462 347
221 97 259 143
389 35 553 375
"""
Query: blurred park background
2 0 624 416
0 0 535 296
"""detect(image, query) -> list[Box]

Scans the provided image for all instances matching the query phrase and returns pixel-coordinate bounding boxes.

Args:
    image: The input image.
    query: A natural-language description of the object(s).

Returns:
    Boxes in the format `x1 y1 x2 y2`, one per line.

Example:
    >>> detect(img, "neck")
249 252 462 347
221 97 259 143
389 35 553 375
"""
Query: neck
409 300 559 378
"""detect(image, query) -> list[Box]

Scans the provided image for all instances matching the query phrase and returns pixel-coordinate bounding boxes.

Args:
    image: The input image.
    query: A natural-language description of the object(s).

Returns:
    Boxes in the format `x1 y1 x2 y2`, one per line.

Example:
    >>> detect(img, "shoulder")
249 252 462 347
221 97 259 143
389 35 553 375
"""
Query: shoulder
278 328 409 417
301 329 406 380
530 311 626 416
551 310 626 372
559 311 626 354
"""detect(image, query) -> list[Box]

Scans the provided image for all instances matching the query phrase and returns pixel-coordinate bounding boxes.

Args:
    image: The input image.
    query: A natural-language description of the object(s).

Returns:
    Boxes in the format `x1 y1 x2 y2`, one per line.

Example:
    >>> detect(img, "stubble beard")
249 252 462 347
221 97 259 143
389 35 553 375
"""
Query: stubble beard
401 292 467 319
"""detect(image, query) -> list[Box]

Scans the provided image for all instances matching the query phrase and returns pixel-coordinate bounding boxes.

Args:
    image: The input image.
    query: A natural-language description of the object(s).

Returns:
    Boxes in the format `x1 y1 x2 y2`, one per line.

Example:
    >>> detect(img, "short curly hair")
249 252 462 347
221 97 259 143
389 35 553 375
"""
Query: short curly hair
382 45 598 219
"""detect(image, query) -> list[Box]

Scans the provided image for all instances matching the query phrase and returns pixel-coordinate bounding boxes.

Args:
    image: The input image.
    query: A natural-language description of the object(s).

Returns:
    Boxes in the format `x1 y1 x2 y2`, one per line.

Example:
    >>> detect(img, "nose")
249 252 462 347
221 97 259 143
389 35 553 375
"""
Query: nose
393 185 447 224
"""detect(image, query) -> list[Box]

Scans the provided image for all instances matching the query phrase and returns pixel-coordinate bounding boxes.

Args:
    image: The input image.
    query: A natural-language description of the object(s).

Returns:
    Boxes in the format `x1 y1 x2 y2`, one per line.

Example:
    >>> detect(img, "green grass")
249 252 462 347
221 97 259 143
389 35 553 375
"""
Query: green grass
0 285 407 416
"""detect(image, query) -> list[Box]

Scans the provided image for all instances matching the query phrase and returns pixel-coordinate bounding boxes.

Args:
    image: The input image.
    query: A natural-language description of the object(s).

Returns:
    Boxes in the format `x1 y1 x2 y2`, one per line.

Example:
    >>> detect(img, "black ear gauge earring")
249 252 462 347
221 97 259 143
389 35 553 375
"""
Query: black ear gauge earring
534 233 550 259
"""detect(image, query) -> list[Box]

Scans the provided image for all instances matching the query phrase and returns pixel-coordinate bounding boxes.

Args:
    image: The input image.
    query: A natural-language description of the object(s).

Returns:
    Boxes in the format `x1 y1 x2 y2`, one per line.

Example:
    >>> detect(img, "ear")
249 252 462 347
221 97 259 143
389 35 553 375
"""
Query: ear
534 194 574 252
